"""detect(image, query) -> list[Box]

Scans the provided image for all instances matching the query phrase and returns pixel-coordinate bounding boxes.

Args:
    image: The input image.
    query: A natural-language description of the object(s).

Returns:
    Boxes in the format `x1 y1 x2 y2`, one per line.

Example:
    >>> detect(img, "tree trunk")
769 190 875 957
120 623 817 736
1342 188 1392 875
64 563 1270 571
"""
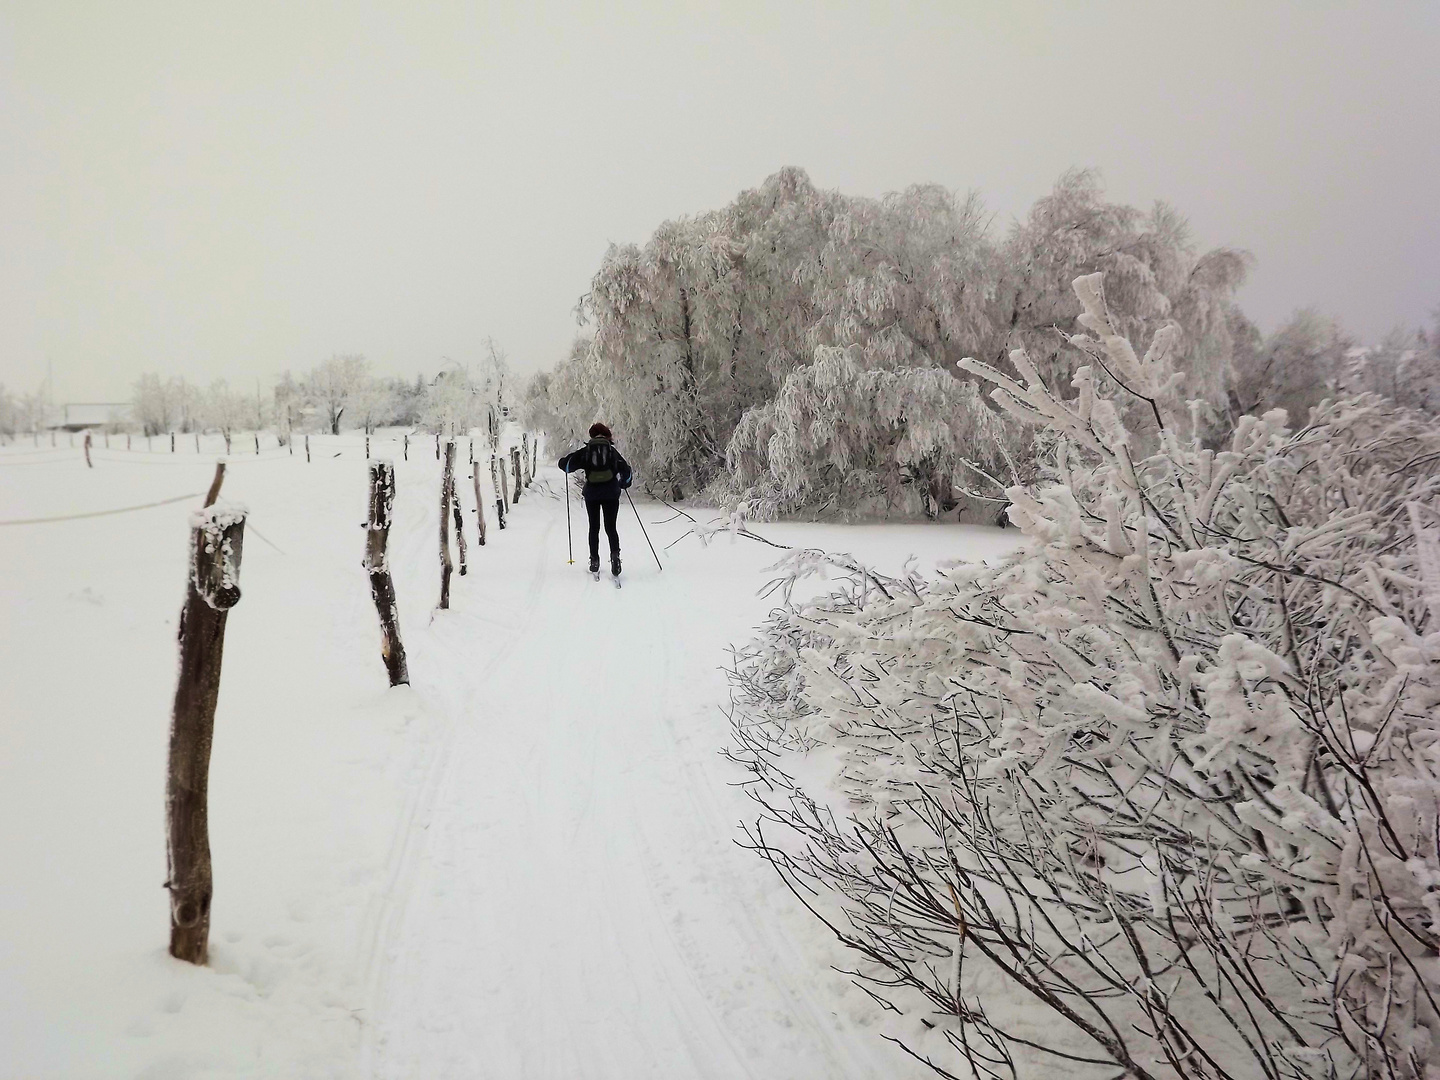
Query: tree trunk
365 460 409 686
472 467 487 545
438 440 455 609
166 501 246 964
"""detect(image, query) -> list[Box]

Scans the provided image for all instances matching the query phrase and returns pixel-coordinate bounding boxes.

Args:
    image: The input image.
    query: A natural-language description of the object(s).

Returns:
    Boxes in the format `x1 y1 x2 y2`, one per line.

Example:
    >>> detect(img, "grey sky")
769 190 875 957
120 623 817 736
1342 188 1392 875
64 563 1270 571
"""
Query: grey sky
2 1 1437 402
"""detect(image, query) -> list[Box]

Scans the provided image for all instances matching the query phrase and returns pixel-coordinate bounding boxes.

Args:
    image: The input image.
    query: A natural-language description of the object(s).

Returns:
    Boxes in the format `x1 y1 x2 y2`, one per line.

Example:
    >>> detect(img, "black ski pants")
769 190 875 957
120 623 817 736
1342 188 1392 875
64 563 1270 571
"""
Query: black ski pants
585 495 620 560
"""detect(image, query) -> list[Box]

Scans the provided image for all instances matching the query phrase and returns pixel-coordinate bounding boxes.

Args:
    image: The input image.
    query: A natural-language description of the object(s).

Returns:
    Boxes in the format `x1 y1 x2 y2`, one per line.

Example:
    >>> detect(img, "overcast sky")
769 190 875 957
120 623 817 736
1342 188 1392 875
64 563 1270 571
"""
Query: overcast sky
2 1 1437 402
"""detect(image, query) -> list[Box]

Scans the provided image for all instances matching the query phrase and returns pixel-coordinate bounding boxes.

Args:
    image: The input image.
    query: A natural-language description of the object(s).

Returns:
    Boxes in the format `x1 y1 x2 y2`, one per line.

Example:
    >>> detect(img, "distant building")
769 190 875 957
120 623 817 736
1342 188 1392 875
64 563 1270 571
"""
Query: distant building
53 402 131 431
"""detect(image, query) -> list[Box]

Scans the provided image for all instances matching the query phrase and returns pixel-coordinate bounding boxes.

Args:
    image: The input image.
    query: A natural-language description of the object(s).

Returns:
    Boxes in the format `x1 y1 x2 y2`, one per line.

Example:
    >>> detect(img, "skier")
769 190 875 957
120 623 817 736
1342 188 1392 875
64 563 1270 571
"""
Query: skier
558 422 633 577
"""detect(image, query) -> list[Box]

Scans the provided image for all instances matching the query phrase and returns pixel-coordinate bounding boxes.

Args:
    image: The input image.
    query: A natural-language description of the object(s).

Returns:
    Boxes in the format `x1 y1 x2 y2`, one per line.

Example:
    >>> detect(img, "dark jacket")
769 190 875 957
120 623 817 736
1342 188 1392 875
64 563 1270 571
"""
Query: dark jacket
558 437 633 502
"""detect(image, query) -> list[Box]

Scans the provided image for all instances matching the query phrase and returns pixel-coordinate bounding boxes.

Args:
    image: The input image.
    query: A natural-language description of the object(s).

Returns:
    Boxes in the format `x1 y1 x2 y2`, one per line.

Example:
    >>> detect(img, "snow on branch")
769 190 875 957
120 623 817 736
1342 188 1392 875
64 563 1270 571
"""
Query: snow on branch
730 271 1440 1080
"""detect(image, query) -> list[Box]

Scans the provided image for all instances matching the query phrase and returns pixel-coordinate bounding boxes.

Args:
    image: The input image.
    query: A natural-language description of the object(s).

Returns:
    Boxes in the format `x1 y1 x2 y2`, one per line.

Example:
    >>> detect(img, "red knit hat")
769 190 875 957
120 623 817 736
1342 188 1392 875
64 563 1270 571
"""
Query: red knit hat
588 422 612 439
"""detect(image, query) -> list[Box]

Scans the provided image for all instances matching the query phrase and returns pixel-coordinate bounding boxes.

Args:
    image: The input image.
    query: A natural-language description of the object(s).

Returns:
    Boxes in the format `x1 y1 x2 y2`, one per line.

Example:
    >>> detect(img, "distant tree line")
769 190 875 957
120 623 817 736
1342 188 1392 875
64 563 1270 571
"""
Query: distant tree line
0 341 517 445
522 167 1440 517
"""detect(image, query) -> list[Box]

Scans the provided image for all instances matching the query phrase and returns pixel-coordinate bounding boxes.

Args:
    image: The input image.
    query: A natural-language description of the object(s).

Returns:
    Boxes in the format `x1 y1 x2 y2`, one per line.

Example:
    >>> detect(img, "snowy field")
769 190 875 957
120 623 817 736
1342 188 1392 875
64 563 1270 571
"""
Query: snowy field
0 433 1020 1079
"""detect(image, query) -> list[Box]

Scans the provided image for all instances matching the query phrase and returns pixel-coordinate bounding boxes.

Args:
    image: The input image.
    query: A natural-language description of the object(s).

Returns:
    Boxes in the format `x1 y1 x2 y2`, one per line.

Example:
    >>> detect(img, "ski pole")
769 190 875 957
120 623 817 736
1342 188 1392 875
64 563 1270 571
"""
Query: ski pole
565 465 574 564
626 488 662 571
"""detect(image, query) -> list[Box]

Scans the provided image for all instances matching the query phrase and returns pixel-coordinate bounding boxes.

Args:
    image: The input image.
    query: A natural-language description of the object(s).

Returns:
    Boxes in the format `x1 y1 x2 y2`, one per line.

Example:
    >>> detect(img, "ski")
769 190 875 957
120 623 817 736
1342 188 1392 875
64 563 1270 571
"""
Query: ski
612 576 622 588
592 570 601 582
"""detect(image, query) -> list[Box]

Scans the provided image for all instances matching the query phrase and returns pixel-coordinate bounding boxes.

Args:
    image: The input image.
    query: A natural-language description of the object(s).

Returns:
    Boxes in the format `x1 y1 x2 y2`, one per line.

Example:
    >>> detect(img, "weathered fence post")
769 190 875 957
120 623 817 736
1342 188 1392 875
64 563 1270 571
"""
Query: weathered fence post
452 485 468 576
127 434 132 451
254 433 259 455
438 440 455 608
170 432 175 452
165 479 246 965
472 466 487 546
511 447 522 503
365 433 370 458
84 432 93 468
403 434 408 461
522 433 531 485
305 434 310 463
495 453 510 519
365 460 409 686
435 433 440 461
195 433 200 453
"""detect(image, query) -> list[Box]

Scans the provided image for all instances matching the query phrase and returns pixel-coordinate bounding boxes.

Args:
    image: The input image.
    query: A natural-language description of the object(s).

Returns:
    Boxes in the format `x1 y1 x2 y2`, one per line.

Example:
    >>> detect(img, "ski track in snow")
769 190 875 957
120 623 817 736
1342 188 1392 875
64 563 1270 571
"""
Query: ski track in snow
363 474 897 1079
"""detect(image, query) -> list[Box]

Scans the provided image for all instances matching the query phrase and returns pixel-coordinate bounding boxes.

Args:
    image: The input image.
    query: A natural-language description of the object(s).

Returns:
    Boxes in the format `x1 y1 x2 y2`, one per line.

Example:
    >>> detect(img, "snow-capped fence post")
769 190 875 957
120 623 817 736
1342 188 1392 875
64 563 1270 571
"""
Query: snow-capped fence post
165 490 246 965
83 432 92 468
438 440 456 609
491 456 507 529
471 465 487 546
364 459 409 686
510 447 522 503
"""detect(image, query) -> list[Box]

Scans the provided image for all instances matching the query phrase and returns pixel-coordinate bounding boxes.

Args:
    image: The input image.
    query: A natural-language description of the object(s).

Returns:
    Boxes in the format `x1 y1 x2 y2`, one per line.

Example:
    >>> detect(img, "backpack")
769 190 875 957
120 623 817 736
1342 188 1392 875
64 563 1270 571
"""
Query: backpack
582 438 616 484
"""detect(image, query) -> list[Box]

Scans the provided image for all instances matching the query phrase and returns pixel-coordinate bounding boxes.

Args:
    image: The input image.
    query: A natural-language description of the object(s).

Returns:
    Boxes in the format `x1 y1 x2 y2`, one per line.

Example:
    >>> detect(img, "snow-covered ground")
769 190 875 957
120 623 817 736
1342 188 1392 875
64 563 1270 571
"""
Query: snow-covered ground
0 432 1020 1079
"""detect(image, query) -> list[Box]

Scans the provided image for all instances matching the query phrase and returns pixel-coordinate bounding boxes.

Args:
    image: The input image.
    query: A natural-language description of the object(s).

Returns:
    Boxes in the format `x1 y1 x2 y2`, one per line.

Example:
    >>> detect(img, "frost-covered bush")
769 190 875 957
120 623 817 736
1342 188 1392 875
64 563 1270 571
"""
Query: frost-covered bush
728 273 1440 1079
719 344 1023 520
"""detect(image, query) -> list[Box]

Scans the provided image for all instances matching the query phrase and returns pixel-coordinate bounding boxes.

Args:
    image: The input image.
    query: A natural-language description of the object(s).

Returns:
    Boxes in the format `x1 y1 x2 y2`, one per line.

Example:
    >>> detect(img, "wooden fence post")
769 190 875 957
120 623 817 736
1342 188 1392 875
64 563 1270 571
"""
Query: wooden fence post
195 433 200 453
435 433 440 461
127 434 132 451
438 440 455 608
84 432 93 468
165 482 246 964
510 448 522 503
170 432 175 452
491 456 507 529
254 433 259 455
365 460 409 686
471 466 487 546
305 434 310 463
496 453 510 518
365 434 370 458
452 481 468 576
403 434 408 461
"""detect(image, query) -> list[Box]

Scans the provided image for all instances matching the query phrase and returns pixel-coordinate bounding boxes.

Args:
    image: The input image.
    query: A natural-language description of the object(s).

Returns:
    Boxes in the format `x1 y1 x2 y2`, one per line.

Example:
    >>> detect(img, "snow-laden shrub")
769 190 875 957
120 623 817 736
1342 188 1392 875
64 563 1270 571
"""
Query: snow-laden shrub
718 344 1025 520
727 272 1440 1079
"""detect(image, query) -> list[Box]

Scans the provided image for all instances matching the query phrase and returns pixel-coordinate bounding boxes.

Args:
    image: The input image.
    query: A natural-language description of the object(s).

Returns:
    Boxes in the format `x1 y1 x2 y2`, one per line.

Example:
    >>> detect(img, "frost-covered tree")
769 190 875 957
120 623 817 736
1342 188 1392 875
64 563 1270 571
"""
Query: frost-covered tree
304 354 369 435
1230 309 1350 427
989 170 1251 442
132 374 202 435
202 380 249 444
539 167 1256 509
729 273 1440 1079
1341 325 1440 415
722 344 1021 520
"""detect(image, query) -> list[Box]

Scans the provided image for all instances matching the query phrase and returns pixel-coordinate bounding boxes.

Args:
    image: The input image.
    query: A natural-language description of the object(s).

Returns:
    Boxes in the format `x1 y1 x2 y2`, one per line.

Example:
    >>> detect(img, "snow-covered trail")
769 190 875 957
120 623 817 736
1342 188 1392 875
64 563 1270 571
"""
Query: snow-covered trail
363 476 901 1079
1 436 1019 1077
